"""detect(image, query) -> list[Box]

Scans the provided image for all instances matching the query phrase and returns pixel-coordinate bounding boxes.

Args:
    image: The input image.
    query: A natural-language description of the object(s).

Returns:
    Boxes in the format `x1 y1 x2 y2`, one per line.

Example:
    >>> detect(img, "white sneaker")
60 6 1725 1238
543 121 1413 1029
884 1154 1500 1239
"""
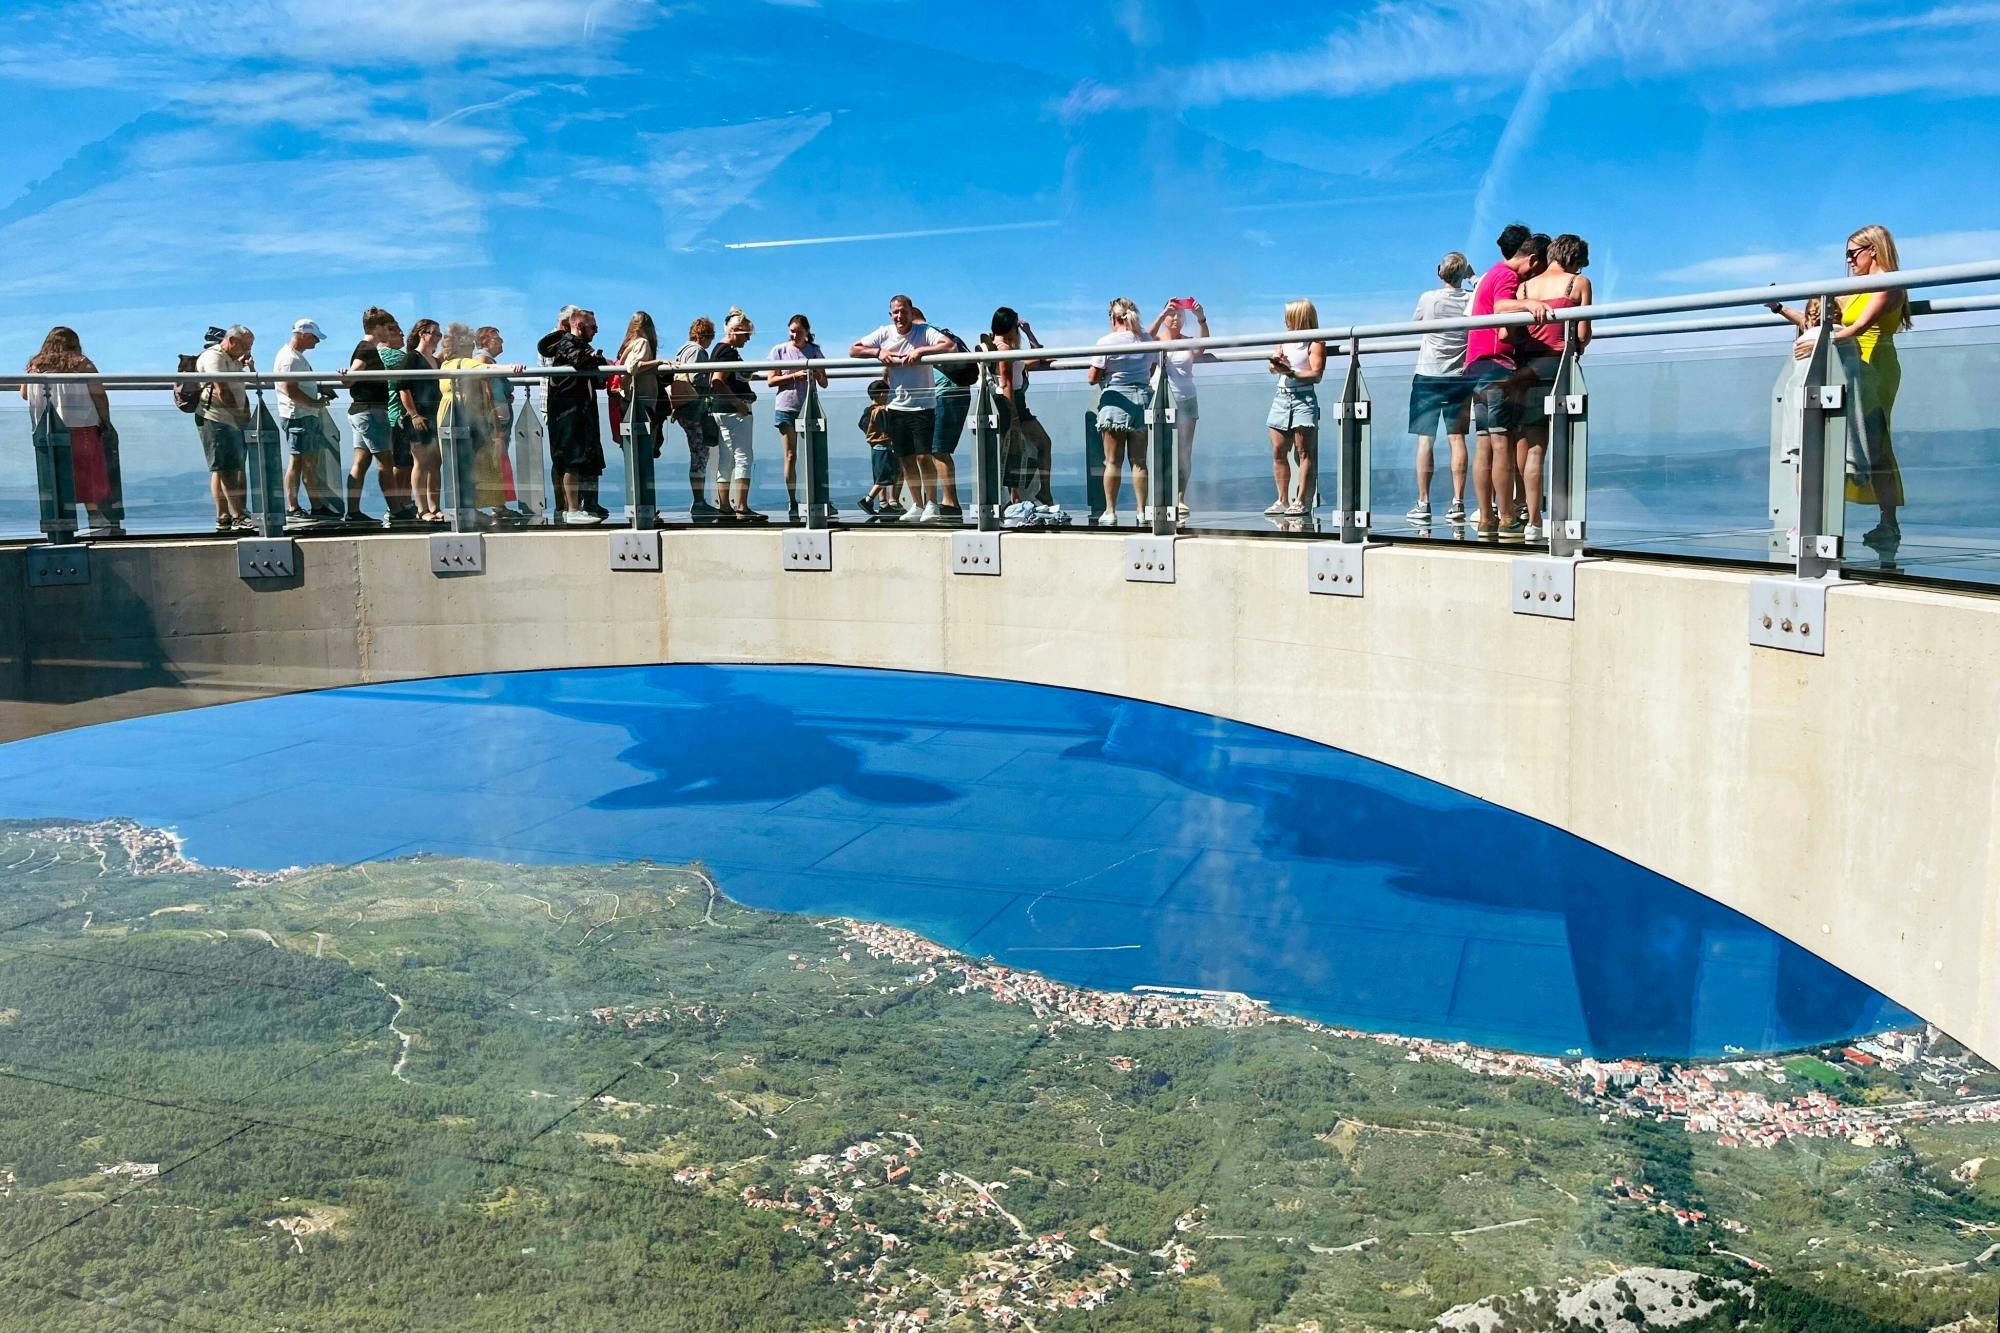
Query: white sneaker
1138 506 1153 523
1446 499 1466 523
899 503 925 523
919 501 940 522
1524 523 1543 542
1406 501 1431 524
1099 508 1119 527
1263 500 1287 516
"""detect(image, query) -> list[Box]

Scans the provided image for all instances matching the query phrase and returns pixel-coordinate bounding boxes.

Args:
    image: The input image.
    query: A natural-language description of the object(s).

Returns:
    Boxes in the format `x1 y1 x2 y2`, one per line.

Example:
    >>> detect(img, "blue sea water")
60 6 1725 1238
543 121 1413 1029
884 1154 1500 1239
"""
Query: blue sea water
0 664 1910 1059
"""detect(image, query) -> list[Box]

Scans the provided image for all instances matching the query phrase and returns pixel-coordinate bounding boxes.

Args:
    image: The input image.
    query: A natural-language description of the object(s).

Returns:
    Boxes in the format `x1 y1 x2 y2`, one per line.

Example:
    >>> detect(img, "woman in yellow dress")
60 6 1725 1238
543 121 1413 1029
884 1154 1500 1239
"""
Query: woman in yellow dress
1774 223 1909 548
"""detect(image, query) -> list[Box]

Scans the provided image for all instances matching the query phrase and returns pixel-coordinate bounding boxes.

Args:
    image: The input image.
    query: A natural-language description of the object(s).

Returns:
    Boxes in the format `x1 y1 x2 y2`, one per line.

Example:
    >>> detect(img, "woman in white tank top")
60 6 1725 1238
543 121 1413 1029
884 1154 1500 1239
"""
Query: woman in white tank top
1265 299 1326 519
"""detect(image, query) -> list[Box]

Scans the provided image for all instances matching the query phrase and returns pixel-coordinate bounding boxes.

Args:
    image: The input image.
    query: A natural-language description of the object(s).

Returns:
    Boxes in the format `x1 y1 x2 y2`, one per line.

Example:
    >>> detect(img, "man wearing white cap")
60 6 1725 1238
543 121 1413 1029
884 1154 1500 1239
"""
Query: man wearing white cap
275 318 342 521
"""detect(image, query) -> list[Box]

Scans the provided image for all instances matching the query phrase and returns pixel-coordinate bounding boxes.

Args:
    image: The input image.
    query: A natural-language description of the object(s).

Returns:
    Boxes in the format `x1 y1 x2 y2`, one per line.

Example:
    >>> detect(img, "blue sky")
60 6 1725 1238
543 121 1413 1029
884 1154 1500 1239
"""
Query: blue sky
1 0 1996 369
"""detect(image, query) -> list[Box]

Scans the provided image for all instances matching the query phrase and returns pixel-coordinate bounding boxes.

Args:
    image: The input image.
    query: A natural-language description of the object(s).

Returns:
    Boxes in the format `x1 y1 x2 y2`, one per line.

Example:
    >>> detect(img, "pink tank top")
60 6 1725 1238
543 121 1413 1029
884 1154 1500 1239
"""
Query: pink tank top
1526 277 1581 355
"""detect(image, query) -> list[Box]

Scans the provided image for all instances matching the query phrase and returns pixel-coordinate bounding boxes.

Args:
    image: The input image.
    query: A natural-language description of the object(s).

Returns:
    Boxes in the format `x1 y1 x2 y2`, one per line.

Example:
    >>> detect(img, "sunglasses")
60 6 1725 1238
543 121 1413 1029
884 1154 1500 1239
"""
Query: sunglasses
1845 244 1874 262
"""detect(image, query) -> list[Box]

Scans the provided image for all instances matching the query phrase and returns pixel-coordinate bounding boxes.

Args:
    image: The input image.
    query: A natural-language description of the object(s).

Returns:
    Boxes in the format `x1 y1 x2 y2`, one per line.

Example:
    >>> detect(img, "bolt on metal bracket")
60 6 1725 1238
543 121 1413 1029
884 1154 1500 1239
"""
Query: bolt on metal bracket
783 529 833 572
25 547 90 588
236 537 297 581
428 533 485 575
1306 541 1368 597
951 531 1000 576
1124 535 1175 584
1748 575 1830 655
609 530 661 571
1511 554 1592 621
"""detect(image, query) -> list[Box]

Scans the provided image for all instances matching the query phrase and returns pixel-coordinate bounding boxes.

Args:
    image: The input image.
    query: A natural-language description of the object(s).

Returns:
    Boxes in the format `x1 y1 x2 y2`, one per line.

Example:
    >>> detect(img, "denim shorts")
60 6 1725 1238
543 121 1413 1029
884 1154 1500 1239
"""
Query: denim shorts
198 418 246 473
869 444 899 487
1470 358 1525 433
774 408 799 429
281 415 335 456
933 390 970 457
349 408 395 459
1266 385 1319 432
1095 384 1148 434
1170 388 1199 423
1408 373 1475 436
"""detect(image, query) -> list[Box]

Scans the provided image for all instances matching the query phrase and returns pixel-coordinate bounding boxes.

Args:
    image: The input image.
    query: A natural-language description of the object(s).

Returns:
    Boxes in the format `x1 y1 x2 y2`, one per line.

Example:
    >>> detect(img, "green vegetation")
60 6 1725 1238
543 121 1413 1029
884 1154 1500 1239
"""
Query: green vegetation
0 820 1996 1331
1784 1054 1849 1090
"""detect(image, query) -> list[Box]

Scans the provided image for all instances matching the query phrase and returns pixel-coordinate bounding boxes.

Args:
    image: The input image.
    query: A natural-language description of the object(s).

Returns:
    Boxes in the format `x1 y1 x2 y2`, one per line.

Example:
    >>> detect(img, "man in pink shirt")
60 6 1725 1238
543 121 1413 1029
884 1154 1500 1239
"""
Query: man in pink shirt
1466 225 1551 538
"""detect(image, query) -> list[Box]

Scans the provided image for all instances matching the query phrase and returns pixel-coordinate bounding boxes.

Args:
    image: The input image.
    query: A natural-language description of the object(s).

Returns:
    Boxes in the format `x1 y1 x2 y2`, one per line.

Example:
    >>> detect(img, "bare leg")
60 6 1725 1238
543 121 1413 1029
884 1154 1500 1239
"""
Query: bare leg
1521 423 1548 528
1293 428 1318 511
284 453 304 511
779 423 798 507
1447 432 1469 503
1175 416 1196 506
211 471 230 523
1473 431 1502 527
933 452 960 508
1269 427 1292 508
1492 433 1519 530
1129 433 1149 516
223 468 247 521
1414 433 1435 505
1101 432 1125 517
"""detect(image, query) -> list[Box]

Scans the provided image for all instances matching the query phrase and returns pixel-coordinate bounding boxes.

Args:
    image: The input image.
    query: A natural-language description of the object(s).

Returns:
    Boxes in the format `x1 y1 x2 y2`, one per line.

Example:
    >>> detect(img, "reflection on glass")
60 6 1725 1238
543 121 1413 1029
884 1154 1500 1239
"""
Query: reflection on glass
0 665 1989 1330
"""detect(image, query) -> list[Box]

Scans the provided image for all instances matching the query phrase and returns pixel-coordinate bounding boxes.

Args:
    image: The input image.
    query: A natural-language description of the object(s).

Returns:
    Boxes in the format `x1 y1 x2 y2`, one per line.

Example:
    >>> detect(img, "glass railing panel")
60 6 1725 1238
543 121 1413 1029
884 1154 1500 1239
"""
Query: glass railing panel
1175 366 1329 535
1836 325 2000 583
1579 342 1789 563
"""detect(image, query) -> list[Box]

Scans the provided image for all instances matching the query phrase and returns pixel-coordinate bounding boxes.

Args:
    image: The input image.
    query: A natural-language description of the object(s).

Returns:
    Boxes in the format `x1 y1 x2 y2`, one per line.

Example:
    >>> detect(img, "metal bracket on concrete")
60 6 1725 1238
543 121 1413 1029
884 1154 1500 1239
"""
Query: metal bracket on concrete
429 533 485 575
609 529 661 572
1748 575 1830 655
25 546 89 588
783 529 832 572
236 537 297 581
1124 535 1175 584
1306 541 1367 597
1512 554 1591 620
951 530 1000 576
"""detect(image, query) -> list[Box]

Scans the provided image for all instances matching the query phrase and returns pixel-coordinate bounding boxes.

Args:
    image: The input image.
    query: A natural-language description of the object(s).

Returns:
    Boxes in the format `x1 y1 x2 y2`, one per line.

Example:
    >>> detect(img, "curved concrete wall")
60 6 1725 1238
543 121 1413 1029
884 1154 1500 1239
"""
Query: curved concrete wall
3 529 1996 1060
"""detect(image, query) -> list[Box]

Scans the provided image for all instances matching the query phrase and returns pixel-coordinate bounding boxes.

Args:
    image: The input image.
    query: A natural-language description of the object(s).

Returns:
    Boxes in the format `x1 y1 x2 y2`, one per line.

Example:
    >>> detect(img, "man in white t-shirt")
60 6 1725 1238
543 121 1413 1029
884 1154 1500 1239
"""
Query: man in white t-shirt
849 294 952 522
273 318 341 520
195 324 254 531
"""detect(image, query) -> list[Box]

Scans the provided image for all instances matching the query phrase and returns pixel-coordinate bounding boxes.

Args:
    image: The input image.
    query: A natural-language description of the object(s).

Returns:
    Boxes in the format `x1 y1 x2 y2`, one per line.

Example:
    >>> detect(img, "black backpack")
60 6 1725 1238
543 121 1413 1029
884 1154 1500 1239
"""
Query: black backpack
935 328 978 388
172 353 202 413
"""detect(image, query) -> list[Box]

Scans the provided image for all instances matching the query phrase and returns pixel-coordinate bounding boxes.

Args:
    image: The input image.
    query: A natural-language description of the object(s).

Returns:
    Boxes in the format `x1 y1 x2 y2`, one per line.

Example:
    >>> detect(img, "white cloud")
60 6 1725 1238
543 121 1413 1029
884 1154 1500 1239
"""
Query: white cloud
0 157 486 299
1061 0 1783 118
638 113 834 250
1660 229 2000 285
1739 64 2000 107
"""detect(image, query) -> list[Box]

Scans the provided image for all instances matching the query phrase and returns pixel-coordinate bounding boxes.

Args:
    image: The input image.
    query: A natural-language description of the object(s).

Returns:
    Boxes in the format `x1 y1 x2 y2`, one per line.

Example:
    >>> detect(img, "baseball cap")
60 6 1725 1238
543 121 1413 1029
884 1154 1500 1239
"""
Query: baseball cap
292 318 326 339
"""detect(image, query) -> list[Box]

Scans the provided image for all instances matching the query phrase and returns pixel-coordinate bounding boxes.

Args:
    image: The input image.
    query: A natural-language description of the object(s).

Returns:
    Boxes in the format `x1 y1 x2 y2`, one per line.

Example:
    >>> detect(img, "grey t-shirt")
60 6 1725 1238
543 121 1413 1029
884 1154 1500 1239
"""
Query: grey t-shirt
1413 286 1472 377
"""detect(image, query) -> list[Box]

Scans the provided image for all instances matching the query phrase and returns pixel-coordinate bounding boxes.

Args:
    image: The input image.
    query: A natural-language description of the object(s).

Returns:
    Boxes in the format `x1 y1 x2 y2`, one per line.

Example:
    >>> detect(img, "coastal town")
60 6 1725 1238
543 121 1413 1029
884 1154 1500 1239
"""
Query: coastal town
833 918 2000 1153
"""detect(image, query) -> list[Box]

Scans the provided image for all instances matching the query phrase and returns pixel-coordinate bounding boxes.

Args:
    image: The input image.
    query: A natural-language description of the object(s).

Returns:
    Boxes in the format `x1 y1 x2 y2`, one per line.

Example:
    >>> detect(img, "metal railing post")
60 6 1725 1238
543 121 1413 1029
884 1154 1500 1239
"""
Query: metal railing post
1793 299 1848 581
1149 356 1177 537
800 375 828 530
622 380 659 530
30 397 77 545
1546 327 1589 559
972 369 1000 533
514 385 548 524
245 388 285 538
440 373 478 532
1334 340 1371 543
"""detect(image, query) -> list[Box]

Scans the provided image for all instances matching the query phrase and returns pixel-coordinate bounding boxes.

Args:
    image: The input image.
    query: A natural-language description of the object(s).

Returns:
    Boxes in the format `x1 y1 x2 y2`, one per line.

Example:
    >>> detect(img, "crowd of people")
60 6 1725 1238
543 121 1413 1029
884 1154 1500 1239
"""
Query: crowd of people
16 221 1913 542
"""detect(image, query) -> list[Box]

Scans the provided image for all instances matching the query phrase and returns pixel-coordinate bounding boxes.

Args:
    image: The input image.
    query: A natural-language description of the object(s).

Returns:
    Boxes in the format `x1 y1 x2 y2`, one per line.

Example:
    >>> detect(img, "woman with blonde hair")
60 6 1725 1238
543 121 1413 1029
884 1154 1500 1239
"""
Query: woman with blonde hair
439 322 523 521
1086 296 1151 525
1266 299 1327 519
708 308 765 521
20 326 118 535
1771 223 1910 549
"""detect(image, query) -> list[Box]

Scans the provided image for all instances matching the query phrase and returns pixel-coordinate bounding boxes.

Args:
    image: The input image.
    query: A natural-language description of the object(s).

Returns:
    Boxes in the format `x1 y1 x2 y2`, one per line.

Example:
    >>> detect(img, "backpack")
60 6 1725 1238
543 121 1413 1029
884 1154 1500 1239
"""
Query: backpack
935 328 978 388
172 353 202 413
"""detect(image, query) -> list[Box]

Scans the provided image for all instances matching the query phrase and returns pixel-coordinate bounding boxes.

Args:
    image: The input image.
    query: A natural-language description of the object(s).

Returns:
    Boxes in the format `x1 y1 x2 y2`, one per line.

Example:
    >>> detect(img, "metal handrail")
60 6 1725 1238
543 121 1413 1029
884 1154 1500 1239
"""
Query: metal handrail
6 260 1996 390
